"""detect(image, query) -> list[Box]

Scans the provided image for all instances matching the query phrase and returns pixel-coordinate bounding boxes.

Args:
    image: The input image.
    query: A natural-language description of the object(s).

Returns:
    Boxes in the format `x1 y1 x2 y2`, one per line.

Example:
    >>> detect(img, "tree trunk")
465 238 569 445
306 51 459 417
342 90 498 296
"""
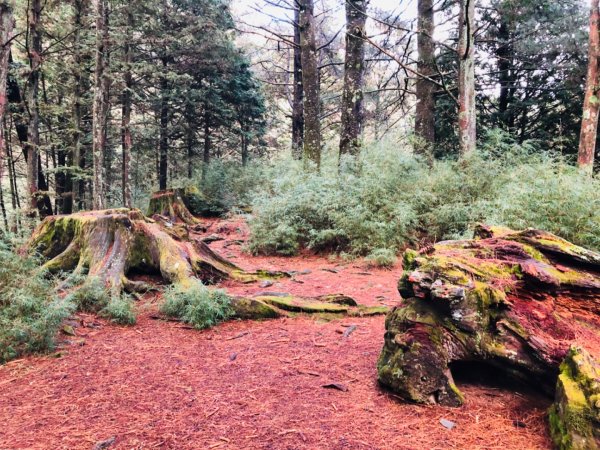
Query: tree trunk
186 105 194 179
241 124 250 166
158 59 168 191
92 0 109 210
291 5 304 160
121 6 133 207
71 0 90 212
339 0 367 159
414 0 436 150
0 1 13 198
496 16 515 130
8 52 52 216
457 0 476 157
579 0 600 173
25 0 42 212
202 113 210 180
298 0 321 169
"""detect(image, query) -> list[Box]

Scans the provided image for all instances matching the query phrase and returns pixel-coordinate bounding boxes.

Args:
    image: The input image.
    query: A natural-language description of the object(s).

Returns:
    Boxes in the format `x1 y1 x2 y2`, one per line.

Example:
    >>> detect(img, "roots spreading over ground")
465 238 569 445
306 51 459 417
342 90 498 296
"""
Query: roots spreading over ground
28 208 244 293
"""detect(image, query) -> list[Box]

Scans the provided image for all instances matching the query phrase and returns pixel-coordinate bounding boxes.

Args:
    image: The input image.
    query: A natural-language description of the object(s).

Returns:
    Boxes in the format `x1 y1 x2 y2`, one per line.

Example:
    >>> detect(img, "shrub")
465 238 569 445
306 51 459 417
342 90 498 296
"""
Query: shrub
100 294 137 326
247 130 600 255
161 281 233 329
0 238 74 363
67 277 136 325
365 248 398 268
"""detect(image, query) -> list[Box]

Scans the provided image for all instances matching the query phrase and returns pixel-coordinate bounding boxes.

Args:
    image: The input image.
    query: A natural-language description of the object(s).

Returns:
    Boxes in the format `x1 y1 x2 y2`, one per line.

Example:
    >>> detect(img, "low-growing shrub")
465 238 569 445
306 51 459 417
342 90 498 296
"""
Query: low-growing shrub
67 277 136 325
365 248 398 268
100 294 137 325
248 130 600 255
0 238 74 363
161 281 233 329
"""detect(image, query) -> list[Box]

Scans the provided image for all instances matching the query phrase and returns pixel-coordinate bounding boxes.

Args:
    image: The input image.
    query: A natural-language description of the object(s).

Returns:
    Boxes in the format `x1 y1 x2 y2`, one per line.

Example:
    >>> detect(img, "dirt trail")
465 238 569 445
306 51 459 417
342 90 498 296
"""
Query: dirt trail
0 217 552 449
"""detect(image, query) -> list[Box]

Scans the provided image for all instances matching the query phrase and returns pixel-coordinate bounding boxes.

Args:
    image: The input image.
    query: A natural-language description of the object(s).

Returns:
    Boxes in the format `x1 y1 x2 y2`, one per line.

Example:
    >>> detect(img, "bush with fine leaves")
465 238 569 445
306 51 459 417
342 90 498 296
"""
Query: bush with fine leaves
248 130 600 256
0 238 74 363
161 281 233 329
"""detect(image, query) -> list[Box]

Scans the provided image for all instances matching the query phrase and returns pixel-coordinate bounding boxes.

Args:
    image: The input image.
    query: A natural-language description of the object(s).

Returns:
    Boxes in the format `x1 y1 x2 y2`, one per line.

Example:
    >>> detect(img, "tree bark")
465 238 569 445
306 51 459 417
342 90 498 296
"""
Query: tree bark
158 58 168 191
298 0 321 169
92 0 109 210
25 0 42 212
414 0 436 149
291 5 304 160
339 0 367 159
71 0 90 212
121 5 133 207
202 113 210 180
457 0 476 157
579 0 600 173
496 15 515 130
0 1 13 197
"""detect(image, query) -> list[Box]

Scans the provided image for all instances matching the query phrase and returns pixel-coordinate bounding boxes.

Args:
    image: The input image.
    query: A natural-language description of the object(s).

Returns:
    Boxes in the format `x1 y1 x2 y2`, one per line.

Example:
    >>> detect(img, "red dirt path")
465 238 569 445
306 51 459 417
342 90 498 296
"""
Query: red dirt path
0 217 552 449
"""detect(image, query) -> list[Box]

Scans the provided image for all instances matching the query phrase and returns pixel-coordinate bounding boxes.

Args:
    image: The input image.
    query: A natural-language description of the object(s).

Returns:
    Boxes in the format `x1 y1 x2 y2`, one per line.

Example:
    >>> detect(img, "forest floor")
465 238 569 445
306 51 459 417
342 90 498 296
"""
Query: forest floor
0 216 553 450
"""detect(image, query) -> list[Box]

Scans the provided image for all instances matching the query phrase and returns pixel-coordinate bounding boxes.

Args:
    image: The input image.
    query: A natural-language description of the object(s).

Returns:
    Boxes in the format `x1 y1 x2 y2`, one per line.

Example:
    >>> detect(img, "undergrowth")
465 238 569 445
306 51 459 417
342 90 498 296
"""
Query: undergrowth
67 278 137 326
160 281 233 329
248 130 600 256
0 238 74 363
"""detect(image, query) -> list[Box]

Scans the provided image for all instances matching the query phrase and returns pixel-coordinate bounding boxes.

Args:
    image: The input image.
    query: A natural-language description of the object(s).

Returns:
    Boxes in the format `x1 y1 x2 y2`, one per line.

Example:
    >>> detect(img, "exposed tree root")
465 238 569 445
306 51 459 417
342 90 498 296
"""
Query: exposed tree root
28 208 281 294
230 293 389 320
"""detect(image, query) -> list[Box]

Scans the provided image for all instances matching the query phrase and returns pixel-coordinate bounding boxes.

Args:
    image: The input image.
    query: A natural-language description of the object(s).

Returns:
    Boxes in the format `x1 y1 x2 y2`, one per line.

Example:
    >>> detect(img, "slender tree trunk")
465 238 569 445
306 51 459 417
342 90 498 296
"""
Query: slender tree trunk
202 114 210 180
185 102 194 179
5 119 18 210
92 0 109 210
25 0 42 212
291 5 304 159
72 0 90 211
457 0 476 157
158 59 168 191
414 0 436 150
8 52 51 215
579 0 600 173
121 6 133 207
298 0 320 169
339 0 367 160
241 124 249 166
496 17 515 130
0 1 13 199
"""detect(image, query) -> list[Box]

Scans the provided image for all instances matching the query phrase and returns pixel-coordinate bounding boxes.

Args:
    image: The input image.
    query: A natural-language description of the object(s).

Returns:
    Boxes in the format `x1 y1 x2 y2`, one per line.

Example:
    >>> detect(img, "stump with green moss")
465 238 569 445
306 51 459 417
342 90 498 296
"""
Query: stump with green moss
28 208 262 294
377 225 600 448
147 188 202 225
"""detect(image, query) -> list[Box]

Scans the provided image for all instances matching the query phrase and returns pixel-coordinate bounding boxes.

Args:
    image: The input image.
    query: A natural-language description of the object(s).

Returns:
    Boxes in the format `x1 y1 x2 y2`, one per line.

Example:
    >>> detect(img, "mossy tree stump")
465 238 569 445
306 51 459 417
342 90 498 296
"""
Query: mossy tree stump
28 208 245 293
377 225 600 448
147 188 201 225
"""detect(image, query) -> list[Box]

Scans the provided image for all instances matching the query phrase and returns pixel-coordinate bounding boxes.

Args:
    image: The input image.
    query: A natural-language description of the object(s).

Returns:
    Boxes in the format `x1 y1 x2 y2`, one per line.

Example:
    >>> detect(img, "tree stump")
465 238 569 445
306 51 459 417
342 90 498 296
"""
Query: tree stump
147 188 201 225
377 225 600 448
28 208 245 293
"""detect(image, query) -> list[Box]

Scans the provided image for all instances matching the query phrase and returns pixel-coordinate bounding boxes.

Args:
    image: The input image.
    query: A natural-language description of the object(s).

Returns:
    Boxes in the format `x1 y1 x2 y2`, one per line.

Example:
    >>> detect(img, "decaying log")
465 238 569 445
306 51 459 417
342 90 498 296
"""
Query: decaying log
377 225 600 448
27 208 274 293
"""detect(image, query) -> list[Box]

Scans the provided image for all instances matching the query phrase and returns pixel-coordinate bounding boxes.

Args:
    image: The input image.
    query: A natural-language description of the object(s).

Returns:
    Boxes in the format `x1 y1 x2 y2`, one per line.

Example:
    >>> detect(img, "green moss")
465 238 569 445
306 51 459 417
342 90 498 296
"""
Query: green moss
256 295 349 314
230 297 281 320
402 249 419 271
349 305 389 317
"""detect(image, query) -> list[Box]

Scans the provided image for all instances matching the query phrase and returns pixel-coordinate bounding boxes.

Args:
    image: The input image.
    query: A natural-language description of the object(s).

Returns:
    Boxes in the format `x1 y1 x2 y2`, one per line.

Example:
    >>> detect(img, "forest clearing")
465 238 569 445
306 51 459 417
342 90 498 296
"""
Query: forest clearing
1 0 600 449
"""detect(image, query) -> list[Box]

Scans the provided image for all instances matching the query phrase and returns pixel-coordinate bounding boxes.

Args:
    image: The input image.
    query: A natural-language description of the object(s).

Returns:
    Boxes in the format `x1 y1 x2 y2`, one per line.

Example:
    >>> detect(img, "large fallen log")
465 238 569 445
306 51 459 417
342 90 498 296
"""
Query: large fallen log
377 225 600 449
27 208 273 293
